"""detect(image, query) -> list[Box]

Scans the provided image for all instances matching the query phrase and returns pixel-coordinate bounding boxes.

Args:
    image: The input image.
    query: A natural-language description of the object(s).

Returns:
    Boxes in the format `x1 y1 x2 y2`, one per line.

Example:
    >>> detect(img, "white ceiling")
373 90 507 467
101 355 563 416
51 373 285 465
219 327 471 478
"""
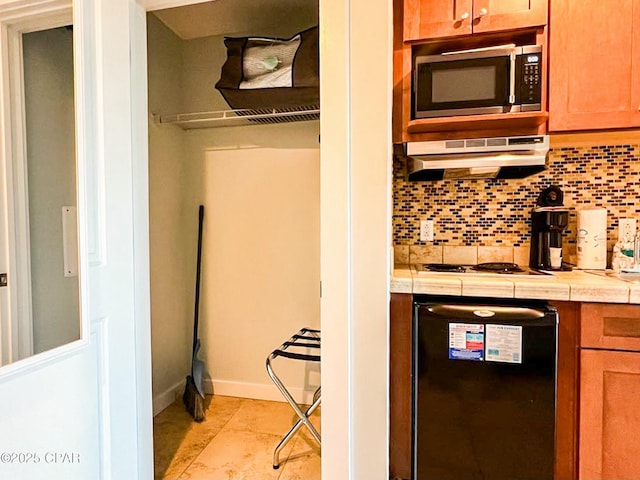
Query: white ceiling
152 0 319 40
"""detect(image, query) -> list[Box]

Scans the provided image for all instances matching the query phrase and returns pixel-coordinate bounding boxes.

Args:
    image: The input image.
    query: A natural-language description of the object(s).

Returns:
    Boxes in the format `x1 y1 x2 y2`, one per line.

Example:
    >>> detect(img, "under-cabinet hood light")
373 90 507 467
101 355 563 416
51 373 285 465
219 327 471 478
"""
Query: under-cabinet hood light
402 135 549 181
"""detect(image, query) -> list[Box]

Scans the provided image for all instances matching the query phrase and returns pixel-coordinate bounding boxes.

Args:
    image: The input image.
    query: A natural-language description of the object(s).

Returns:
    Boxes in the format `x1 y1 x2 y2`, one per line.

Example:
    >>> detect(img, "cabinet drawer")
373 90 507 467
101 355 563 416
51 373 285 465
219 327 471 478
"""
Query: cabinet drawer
581 303 640 351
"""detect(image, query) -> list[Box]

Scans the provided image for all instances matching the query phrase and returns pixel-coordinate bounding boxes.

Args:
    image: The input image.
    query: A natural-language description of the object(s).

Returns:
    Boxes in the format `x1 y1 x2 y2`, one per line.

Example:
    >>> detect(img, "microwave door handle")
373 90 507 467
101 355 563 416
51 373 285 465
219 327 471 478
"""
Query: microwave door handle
508 52 516 104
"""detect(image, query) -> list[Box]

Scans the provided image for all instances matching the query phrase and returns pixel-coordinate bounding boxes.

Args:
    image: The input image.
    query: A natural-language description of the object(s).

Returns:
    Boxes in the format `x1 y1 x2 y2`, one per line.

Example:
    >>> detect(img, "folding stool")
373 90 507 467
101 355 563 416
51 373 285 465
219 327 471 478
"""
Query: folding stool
265 327 321 469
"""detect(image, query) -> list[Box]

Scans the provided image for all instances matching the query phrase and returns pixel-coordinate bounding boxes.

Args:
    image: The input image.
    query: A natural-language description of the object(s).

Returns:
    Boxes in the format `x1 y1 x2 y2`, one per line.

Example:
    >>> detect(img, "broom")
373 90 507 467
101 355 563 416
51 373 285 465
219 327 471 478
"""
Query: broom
183 205 206 422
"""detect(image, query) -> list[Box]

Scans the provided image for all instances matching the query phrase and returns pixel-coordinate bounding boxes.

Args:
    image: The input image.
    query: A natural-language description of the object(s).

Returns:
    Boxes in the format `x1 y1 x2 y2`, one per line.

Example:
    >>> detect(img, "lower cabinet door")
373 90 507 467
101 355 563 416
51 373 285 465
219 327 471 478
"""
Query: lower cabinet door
580 349 640 479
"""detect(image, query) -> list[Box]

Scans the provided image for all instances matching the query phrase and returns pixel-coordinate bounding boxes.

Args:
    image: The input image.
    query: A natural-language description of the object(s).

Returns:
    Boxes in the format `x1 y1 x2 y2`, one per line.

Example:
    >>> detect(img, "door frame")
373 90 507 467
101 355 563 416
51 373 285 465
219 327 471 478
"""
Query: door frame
131 1 391 479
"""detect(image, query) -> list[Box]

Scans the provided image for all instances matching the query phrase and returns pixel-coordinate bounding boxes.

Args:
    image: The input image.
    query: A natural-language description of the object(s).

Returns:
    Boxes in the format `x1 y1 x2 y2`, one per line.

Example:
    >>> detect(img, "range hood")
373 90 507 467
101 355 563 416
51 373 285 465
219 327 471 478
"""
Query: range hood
402 135 549 181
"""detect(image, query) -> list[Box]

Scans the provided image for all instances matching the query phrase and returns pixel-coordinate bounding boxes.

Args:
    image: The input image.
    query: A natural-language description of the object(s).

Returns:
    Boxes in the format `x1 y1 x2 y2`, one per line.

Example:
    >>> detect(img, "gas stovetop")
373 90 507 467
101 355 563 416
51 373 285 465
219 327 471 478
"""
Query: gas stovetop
414 262 550 277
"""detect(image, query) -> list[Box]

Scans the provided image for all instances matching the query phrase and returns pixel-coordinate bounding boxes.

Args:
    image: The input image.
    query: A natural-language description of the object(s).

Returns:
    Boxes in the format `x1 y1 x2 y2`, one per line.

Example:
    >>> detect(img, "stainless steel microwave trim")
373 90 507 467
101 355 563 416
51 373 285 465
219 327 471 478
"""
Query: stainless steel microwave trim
520 45 544 55
520 103 542 112
414 105 510 118
415 103 541 118
415 47 515 64
404 134 549 180
509 51 516 104
414 45 543 120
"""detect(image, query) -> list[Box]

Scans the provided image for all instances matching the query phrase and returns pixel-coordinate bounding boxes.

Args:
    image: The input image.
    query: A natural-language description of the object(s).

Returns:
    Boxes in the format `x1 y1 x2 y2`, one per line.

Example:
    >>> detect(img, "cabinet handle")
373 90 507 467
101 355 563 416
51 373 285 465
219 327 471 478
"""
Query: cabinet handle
476 7 488 19
460 12 469 21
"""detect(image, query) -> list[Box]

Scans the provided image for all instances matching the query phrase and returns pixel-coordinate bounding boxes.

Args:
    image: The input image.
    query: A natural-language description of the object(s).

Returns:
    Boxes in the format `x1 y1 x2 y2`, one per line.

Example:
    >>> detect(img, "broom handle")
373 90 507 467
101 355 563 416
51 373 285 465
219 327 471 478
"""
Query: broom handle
192 205 204 356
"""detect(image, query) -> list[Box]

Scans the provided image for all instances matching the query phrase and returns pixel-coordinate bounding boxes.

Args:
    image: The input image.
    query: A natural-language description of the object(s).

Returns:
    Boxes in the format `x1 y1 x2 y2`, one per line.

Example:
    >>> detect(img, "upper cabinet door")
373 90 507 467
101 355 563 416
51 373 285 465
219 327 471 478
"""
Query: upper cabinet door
404 0 545 41
404 0 473 41
549 0 640 131
472 0 547 34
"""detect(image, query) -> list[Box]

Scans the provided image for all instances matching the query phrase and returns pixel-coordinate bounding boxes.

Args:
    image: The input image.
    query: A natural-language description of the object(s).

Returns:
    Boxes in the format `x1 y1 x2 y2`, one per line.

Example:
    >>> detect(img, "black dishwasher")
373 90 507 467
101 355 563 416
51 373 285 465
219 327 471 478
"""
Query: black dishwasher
413 296 557 480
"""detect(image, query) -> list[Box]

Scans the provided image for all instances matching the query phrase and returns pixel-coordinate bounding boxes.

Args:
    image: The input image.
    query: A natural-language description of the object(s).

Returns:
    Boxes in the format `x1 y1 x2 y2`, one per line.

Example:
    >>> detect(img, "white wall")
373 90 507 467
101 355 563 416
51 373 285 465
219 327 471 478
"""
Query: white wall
147 14 199 412
319 0 392 478
23 26 80 355
148 12 320 411
181 31 320 401
187 124 320 400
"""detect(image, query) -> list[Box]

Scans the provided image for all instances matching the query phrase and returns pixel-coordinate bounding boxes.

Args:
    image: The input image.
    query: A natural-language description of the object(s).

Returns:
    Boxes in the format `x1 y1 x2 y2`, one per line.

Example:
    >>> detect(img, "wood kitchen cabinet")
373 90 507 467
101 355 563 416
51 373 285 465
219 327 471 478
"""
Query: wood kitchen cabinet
580 351 640 480
549 0 640 131
390 293 413 480
579 303 640 479
403 0 547 41
393 0 549 142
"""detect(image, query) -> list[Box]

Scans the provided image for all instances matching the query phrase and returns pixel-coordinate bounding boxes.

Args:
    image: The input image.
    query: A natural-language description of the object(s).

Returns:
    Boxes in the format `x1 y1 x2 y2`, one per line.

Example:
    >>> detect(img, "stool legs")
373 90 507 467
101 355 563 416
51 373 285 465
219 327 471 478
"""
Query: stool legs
265 328 321 470
270 388 321 469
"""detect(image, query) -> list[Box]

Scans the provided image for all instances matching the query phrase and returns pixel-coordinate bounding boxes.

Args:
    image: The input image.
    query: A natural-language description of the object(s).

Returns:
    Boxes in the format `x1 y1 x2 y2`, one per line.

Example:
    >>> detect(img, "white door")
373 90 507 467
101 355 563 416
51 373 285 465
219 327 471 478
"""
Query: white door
0 1 153 479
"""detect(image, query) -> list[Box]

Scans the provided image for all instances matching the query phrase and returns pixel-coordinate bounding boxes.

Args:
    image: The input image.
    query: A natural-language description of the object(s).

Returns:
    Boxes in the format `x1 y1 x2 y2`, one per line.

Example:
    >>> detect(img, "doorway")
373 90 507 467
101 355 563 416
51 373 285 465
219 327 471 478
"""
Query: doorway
129 0 392 478
143 2 321 478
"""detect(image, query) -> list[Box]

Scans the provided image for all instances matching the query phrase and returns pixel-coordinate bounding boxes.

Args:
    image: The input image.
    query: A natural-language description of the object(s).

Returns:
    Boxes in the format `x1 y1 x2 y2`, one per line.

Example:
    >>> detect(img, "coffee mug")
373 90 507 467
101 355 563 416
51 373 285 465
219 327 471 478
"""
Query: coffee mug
549 247 562 268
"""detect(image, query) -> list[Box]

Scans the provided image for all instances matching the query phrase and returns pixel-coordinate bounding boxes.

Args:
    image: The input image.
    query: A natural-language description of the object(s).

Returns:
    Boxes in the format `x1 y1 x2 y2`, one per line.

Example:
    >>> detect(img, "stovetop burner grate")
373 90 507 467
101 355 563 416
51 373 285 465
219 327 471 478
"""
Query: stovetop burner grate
470 262 525 273
423 263 466 273
416 262 549 277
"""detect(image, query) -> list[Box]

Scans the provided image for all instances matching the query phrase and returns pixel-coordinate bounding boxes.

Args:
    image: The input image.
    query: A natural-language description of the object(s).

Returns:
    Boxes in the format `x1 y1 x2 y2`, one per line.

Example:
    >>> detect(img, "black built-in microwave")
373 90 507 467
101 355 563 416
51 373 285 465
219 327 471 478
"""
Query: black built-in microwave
413 45 542 119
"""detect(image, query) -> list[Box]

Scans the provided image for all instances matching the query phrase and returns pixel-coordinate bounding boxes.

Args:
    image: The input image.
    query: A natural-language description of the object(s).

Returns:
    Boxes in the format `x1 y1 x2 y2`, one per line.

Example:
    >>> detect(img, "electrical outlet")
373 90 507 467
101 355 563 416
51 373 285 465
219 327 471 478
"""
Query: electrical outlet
619 218 637 242
420 220 434 242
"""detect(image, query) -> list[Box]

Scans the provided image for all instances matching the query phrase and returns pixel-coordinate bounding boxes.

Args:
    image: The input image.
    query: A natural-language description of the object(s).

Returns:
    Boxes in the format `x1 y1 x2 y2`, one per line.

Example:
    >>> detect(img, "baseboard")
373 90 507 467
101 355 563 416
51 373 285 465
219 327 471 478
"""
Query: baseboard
153 379 185 416
153 378 319 415
205 378 319 405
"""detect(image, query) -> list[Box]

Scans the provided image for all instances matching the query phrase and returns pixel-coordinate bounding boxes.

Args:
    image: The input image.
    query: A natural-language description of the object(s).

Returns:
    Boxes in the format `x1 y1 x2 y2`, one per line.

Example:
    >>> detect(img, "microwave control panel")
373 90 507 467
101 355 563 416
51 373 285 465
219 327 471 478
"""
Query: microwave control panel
516 52 542 107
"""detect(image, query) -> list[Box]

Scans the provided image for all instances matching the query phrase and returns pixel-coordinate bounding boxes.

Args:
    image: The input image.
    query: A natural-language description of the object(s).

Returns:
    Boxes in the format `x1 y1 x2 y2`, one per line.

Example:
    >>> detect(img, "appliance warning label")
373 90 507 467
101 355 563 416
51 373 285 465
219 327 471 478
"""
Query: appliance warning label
449 323 484 361
485 324 523 364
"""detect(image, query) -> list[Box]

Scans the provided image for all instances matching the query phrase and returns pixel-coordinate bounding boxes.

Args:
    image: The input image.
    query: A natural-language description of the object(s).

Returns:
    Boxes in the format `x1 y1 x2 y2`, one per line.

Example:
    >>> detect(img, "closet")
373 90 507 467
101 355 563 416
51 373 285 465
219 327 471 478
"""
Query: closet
147 0 320 477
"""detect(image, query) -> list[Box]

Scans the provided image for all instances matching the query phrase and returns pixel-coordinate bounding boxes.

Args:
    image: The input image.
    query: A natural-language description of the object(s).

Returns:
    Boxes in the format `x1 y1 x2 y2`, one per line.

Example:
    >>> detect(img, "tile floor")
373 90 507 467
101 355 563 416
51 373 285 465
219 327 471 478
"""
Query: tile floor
154 395 321 480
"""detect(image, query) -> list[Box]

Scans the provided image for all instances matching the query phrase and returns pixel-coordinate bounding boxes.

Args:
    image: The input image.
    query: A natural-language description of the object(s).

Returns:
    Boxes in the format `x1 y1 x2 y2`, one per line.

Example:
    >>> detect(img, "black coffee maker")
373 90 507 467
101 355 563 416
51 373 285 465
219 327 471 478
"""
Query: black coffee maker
529 185 570 270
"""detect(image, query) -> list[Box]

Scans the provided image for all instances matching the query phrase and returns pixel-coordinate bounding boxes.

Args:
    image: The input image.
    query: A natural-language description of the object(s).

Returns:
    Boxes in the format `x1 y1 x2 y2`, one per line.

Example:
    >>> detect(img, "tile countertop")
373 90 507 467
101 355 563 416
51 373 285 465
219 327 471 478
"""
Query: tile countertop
391 265 640 304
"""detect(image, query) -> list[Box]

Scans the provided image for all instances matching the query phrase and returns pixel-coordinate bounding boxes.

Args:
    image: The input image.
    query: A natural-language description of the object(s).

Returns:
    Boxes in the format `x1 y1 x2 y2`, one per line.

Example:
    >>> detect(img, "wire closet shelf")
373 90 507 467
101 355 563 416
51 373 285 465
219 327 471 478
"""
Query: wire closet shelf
154 105 320 130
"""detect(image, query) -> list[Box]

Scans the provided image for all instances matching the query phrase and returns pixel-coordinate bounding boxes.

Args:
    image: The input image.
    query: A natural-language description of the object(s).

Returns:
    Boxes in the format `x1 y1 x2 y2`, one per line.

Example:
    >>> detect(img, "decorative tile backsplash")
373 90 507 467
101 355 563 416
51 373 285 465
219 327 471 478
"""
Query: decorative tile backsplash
393 144 640 258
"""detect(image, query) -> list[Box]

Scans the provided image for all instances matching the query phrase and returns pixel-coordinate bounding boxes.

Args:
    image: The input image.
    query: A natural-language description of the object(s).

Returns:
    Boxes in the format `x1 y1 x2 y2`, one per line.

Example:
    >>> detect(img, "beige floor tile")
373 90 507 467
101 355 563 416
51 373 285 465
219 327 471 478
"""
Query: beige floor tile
154 395 243 480
180 428 294 480
277 420 321 480
277 449 321 480
224 399 307 437
154 396 321 480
